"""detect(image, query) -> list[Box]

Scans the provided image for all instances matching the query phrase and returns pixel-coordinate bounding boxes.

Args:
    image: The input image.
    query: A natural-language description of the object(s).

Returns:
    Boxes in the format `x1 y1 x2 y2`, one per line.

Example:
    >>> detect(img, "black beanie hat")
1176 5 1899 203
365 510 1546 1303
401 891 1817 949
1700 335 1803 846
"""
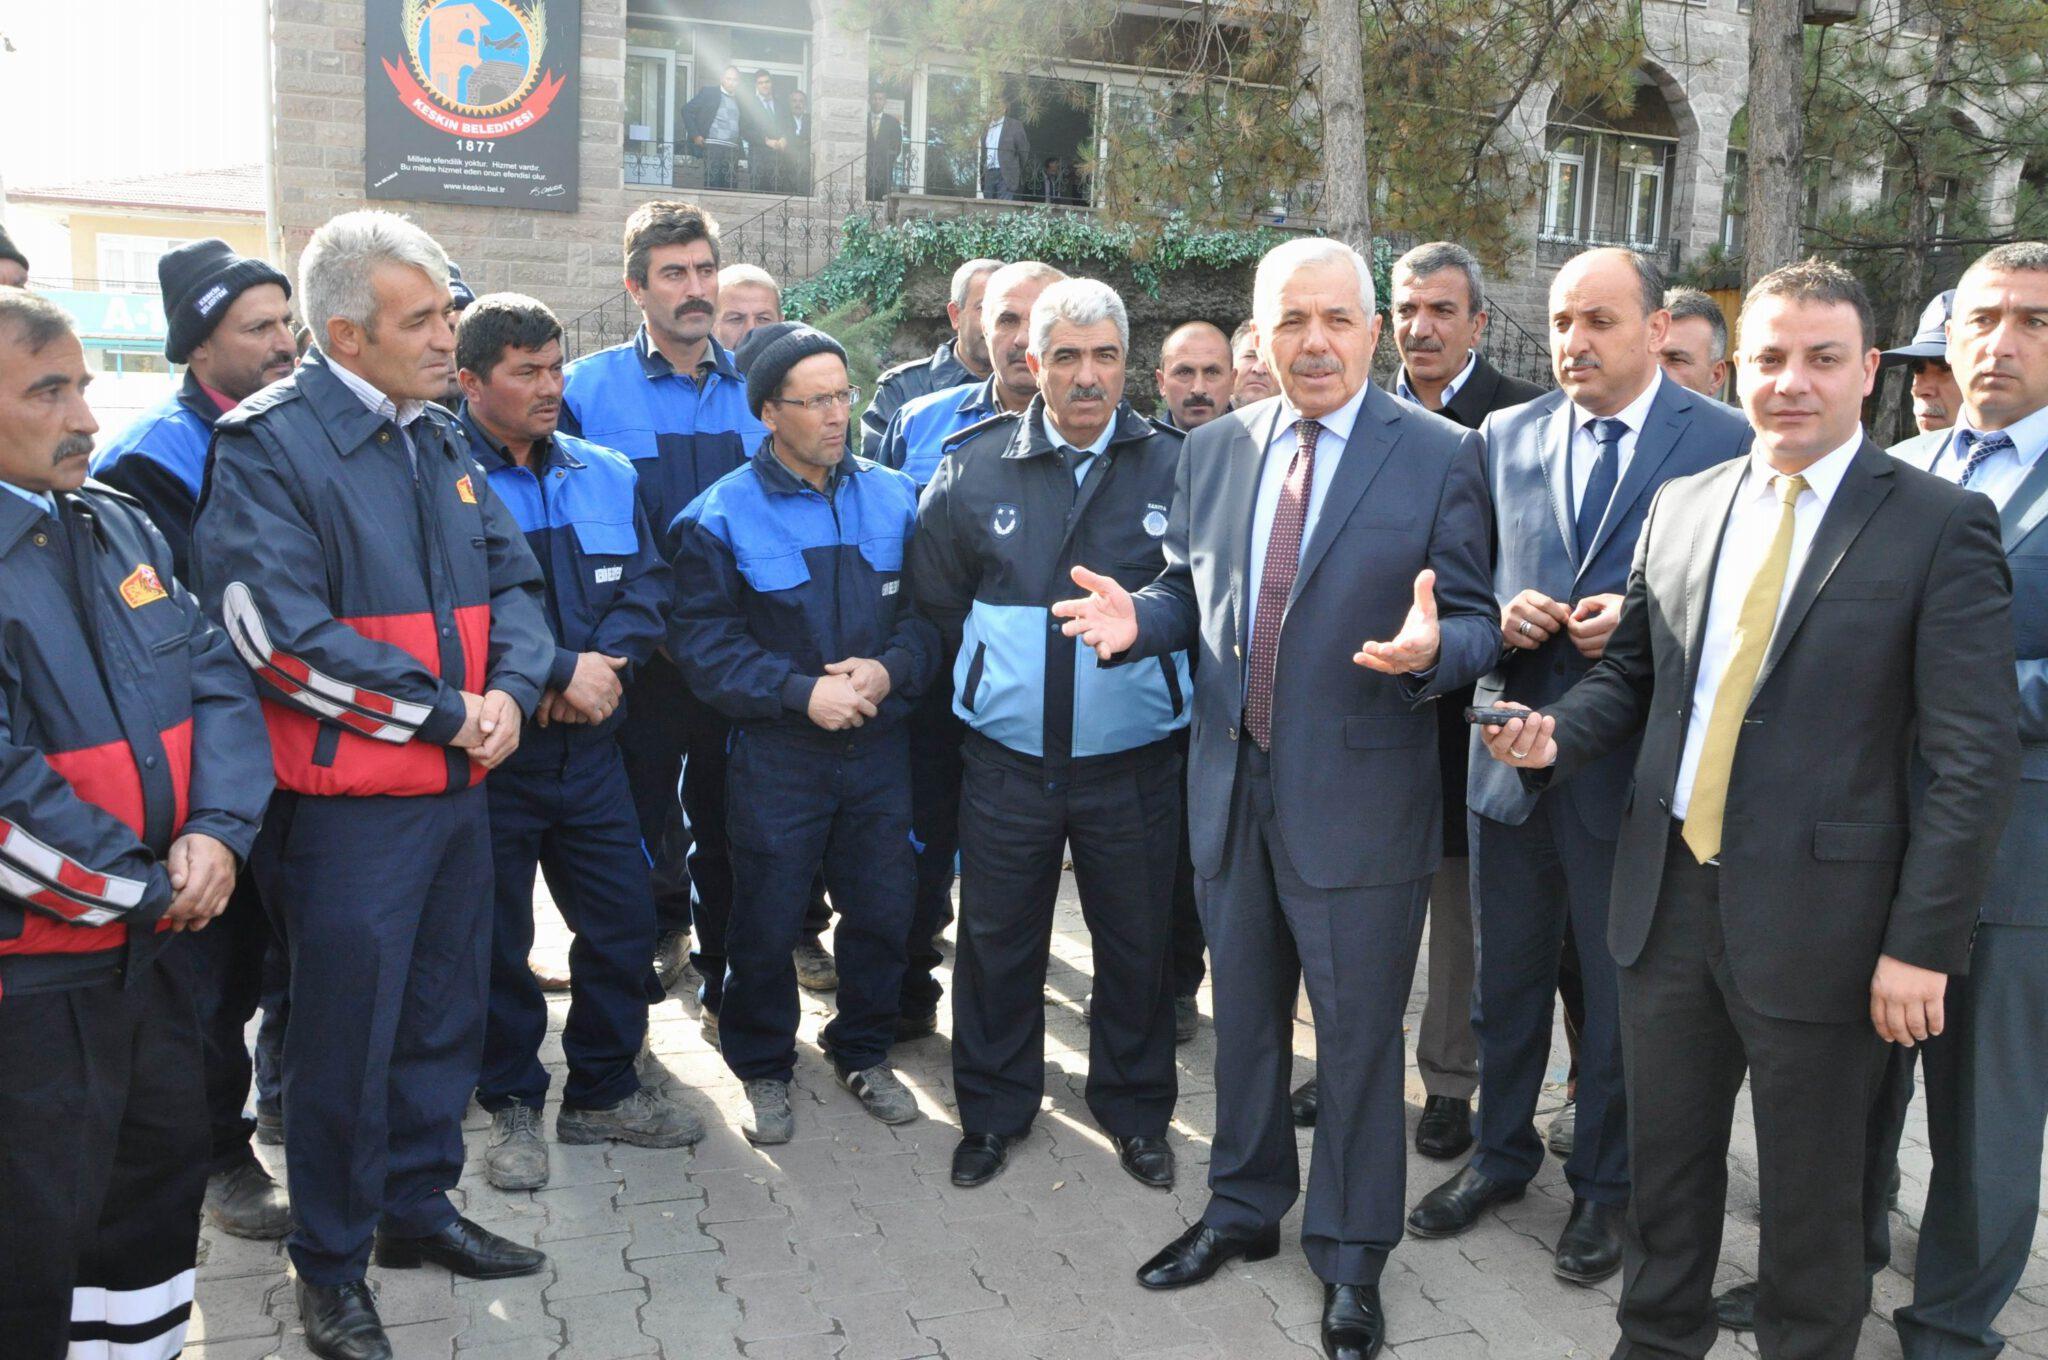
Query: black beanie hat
159 238 291 363
745 324 848 417
0 223 26 275
732 320 803 376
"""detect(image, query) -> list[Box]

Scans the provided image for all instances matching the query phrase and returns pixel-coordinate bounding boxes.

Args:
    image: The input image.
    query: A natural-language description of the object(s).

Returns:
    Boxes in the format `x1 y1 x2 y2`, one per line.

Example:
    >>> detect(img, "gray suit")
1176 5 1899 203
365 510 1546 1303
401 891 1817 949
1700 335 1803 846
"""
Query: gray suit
980 117 1031 200
1887 426 2048 1360
1121 383 1498 1284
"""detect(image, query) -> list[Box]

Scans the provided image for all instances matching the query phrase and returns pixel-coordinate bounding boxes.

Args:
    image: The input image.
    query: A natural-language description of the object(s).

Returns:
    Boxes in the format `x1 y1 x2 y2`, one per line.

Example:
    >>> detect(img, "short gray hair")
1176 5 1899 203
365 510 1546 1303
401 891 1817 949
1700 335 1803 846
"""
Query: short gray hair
299 210 451 338
950 257 1004 309
1663 287 1728 362
1964 241 2048 283
0 286 75 352
717 263 779 298
980 260 1067 332
1253 237 1375 332
1028 278 1129 358
1395 241 1486 316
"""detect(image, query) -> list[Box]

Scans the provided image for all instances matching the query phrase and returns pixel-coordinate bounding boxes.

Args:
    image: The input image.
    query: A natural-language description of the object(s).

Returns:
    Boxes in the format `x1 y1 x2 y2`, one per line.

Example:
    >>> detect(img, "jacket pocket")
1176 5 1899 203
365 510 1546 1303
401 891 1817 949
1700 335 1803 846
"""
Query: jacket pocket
1344 714 1432 749
1812 821 1908 862
959 642 988 714
1158 655 1185 717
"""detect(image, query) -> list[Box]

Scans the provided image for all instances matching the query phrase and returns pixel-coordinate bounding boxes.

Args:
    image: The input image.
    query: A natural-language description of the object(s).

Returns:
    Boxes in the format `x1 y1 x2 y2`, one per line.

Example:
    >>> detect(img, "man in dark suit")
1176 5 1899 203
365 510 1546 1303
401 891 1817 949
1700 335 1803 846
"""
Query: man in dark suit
1884 241 2048 1360
980 102 1031 201
1408 247 1752 1286
785 90 812 194
1292 240 1547 1152
742 70 791 194
1054 237 1499 1360
1480 258 2019 1360
683 66 745 190
865 89 903 202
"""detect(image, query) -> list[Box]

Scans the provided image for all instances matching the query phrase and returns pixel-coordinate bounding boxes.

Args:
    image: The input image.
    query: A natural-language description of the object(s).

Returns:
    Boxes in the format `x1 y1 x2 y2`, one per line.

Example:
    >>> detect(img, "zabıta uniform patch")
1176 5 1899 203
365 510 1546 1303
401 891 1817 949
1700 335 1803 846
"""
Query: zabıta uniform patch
455 474 479 504
119 564 169 609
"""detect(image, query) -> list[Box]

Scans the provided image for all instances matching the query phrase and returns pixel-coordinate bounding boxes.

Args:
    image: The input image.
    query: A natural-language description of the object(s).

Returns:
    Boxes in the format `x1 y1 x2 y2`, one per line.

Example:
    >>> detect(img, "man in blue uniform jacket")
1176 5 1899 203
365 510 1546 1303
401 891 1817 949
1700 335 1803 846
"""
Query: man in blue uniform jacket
562 200 769 1017
668 326 937 1145
456 293 704 1193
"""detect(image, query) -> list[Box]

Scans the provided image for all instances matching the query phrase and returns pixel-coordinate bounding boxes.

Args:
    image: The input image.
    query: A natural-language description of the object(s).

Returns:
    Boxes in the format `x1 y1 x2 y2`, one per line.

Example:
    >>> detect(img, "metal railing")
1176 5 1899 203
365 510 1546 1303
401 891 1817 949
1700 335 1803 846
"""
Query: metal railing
1536 232 1683 272
626 139 821 197
1478 300 1558 390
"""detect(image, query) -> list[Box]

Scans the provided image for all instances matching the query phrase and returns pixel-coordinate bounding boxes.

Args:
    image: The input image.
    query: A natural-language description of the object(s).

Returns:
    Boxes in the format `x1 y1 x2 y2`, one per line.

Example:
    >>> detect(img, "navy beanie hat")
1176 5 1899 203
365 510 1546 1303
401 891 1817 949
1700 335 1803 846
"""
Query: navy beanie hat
159 238 290 363
744 324 848 417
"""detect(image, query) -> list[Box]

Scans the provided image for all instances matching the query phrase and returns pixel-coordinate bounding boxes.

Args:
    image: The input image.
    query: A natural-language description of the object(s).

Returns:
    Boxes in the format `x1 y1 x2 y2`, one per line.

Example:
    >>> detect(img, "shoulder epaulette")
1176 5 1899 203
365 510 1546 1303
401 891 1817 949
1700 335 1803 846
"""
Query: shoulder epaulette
942 409 1021 452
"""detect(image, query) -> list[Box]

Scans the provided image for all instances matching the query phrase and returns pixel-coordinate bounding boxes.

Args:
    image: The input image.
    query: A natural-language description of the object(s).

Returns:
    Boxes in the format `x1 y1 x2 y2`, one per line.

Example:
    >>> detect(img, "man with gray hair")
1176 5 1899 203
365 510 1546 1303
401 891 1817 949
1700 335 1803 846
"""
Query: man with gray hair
713 262 783 352
192 210 556 1360
860 256 1004 453
1053 235 1497 1359
1659 286 1732 399
910 276 1191 1195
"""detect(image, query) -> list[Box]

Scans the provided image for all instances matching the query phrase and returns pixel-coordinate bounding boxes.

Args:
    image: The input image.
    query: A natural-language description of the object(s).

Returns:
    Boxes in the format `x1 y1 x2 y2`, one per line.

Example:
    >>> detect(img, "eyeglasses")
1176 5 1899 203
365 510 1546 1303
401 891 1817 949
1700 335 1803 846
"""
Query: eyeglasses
770 386 862 414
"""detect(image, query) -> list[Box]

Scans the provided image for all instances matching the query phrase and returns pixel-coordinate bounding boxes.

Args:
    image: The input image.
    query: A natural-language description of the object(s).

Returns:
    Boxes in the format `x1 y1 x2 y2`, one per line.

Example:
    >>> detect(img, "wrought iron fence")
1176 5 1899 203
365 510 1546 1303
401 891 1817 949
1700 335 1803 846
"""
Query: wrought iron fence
625 140 820 197
1478 300 1559 390
1536 232 1683 273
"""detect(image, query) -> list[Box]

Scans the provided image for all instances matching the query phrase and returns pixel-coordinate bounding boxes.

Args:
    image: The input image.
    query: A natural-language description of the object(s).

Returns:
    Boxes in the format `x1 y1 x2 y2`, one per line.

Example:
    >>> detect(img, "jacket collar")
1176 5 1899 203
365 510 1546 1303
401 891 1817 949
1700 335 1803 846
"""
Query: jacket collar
750 436 860 496
293 348 402 455
635 324 739 383
1001 397 1157 461
176 369 226 429
459 407 583 474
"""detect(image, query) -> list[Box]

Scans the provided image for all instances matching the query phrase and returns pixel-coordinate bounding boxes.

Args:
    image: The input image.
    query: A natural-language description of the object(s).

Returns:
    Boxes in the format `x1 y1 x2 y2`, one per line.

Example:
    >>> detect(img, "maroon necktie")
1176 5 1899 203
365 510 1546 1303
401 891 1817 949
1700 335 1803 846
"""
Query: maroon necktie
1244 419 1319 750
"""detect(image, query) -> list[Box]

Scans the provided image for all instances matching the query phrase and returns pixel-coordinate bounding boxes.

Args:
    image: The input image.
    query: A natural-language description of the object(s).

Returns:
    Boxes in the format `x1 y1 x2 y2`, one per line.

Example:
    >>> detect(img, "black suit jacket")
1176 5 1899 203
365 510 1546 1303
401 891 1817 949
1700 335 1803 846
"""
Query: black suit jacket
1438 353 1548 431
1535 441 2019 1022
867 112 903 174
742 95 789 161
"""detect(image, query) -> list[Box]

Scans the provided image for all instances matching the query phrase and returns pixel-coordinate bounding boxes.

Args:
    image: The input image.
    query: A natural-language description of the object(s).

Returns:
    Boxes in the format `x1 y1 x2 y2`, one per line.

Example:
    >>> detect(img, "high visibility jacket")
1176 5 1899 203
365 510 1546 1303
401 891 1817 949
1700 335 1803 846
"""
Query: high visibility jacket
0 483 270 997
191 349 553 799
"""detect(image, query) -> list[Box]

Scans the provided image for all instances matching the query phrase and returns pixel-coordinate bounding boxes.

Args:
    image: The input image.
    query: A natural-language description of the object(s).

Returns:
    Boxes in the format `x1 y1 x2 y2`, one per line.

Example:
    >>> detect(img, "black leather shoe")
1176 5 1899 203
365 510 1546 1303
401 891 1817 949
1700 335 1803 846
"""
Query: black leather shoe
1322 1281 1385 1360
1136 1221 1282 1289
1406 1165 1526 1238
1113 1135 1175 1189
373 1216 545 1279
1553 1197 1624 1284
296 1277 391 1360
1715 1280 1758 1332
950 1132 1013 1188
1414 1094 1474 1158
893 1009 938 1042
1291 1077 1319 1127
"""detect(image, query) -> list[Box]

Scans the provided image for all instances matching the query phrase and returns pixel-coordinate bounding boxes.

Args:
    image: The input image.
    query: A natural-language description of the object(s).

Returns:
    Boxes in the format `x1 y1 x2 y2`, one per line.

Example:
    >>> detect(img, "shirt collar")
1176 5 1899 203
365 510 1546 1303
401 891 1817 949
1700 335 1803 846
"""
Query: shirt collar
634 325 734 383
1396 350 1479 409
1041 406 1117 460
460 407 578 473
955 375 1001 417
322 348 428 428
1950 402 2048 470
0 479 56 518
1272 379 1370 450
751 435 856 495
1745 428 1862 509
1570 368 1663 439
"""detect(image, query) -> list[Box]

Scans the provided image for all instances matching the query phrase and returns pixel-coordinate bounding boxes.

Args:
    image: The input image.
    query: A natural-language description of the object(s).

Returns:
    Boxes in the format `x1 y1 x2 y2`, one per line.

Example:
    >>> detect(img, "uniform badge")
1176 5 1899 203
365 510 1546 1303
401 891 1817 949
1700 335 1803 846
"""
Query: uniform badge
991 503 1020 538
1142 503 1169 538
455 474 478 504
594 565 623 584
119 564 168 609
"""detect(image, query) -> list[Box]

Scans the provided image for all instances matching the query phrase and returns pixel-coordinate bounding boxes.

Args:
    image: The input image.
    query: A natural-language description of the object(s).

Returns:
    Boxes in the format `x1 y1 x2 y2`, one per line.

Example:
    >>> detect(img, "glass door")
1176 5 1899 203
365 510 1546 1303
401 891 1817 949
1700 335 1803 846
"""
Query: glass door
1626 156 1665 246
625 46 675 187
917 70 984 199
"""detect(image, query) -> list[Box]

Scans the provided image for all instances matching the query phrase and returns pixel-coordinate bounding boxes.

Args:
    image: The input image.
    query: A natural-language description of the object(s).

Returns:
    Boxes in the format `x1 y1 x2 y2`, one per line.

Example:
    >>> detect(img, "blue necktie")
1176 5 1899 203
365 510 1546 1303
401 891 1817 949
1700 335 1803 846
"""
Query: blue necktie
1575 417 1625 558
1954 429 2014 489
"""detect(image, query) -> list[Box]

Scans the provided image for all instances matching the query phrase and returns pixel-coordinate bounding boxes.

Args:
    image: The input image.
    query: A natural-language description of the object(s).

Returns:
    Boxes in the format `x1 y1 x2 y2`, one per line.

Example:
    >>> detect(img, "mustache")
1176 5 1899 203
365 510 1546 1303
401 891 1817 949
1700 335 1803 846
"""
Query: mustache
1182 394 1215 409
1289 354 1343 377
1561 356 1602 373
677 299 714 318
1405 338 1444 353
54 434 94 464
1068 384 1110 402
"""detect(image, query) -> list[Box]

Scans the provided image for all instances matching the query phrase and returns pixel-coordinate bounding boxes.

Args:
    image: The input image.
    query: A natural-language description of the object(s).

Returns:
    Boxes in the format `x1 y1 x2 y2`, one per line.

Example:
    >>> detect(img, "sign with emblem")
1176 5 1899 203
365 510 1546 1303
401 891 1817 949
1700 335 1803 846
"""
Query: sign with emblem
367 0 580 211
991 503 1020 538
119 564 169 610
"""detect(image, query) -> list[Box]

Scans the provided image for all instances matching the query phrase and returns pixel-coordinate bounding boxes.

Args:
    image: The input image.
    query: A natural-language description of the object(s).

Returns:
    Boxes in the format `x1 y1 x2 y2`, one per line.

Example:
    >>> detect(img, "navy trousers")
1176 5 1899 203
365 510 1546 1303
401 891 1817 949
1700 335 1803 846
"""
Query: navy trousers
180 869 288 1173
722 725 917 1081
620 654 733 1007
1469 796 1628 1204
253 787 492 1285
479 743 657 1114
902 685 965 1018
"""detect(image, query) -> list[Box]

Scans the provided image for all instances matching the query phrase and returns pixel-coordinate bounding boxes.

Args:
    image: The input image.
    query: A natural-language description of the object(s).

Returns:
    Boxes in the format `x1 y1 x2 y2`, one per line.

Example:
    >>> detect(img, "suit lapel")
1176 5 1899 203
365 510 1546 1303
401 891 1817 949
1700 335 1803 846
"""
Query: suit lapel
1575 381 1693 585
1289 387 1398 608
1752 442 1895 696
1228 403 1279 655
1680 459 1750 697
1540 400 1579 567
2000 453 2048 552
1443 357 1494 430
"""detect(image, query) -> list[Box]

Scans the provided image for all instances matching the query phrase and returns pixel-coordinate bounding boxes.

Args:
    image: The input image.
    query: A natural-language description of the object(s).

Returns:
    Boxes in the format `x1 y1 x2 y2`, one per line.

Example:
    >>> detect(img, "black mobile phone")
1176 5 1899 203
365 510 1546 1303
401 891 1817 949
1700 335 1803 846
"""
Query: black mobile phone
1463 706 1533 726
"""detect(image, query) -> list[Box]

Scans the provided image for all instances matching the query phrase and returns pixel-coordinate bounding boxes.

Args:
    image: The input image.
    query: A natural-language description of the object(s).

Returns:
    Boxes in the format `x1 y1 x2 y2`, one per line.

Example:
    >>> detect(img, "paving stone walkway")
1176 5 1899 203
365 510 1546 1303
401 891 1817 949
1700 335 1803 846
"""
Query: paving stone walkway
188 872 2048 1358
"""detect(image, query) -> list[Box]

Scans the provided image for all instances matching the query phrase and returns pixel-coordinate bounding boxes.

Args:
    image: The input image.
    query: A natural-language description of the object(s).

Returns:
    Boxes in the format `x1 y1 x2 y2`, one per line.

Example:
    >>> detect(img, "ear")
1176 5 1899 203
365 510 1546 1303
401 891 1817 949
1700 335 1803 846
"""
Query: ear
324 314 360 358
457 368 485 404
1470 310 1490 344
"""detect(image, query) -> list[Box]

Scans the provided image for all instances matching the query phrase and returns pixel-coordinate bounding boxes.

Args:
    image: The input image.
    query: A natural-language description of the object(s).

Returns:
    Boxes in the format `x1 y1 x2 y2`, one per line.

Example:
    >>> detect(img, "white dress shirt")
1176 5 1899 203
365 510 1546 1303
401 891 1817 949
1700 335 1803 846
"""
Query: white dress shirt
1567 369 1664 533
1927 402 2048 509
1672 431 1862 818
1395 350 1477 411
0 479 56 517
1244 382 1368 678
984 119 1005 170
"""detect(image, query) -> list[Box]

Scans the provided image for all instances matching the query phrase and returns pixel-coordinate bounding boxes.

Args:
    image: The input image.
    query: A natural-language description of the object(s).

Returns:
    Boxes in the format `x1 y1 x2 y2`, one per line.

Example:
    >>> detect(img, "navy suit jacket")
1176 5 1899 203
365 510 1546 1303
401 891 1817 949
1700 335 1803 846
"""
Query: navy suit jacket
1891 426 2048 928
1121 382 1498 890
1468 378 1752 835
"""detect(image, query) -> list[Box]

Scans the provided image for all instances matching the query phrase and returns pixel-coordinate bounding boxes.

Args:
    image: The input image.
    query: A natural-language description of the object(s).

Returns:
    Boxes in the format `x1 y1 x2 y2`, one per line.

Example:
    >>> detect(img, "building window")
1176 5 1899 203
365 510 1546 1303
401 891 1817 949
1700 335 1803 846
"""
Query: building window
1540 84 1681 263
1721 146 1748 253
626 1 812 194
95 235 196 293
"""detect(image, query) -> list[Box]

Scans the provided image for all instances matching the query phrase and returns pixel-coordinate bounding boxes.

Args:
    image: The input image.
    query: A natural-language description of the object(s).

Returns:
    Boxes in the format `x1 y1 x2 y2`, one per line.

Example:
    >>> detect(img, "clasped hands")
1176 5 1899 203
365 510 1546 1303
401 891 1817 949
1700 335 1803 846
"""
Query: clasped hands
808 657 890 730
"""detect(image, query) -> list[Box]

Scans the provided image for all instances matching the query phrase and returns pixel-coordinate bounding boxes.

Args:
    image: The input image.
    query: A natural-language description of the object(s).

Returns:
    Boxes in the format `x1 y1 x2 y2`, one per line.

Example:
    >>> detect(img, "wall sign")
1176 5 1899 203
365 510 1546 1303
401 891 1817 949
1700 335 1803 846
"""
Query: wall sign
367 0 580 211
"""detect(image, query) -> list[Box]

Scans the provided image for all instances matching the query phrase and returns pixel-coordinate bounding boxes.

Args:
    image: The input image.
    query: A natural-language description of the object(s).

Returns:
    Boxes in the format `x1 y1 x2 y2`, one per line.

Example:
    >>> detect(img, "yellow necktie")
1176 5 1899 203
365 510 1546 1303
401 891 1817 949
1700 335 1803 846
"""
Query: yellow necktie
1682 472 1809 864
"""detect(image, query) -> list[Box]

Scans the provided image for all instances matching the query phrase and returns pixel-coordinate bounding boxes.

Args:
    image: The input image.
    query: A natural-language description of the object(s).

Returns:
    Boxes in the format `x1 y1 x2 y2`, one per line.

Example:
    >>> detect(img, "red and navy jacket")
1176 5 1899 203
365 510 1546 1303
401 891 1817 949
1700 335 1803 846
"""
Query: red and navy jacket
88 369 231 581
668 441 938 736
191 348 553 799
461 412 672 769
0 482 271 998
559 326 768 554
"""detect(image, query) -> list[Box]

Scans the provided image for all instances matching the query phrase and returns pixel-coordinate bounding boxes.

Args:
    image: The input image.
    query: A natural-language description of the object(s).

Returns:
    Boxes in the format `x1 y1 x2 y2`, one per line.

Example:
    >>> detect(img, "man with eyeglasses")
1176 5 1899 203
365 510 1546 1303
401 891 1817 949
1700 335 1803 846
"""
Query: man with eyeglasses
668 326 937 1145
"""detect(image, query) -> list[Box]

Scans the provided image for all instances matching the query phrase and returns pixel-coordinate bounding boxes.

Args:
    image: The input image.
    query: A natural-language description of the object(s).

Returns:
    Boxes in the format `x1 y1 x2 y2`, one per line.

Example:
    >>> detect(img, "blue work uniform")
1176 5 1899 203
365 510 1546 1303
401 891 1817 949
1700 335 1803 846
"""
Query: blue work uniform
668 441 936 1081
465 414 673 1117
562 327 767 1004
908 399 1190 1140
860 338 978 457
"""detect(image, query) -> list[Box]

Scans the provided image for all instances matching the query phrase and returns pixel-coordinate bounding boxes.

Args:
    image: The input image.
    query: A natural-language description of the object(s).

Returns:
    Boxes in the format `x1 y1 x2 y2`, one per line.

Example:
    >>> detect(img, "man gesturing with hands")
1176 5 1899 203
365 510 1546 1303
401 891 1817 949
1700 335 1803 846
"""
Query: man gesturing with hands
1477 260 2018 1360
1055 238 1496 1360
